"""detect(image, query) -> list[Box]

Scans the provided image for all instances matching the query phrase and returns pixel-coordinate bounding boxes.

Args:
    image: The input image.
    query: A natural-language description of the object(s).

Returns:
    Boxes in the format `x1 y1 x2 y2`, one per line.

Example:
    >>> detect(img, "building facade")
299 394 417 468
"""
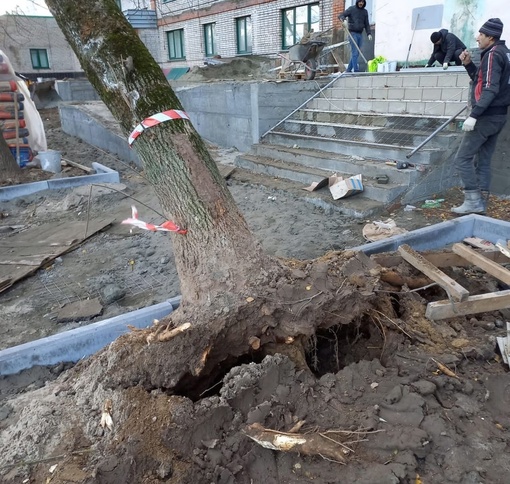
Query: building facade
1 0 509 78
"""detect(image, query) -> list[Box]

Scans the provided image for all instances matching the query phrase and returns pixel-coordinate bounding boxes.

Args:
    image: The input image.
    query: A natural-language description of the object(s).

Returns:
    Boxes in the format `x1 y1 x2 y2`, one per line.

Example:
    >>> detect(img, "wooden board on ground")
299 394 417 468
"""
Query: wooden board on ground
426 290 510 320
0 216 114 294
372 249 509 269
452 243 510 285
217 164 235 179
398 244 470 302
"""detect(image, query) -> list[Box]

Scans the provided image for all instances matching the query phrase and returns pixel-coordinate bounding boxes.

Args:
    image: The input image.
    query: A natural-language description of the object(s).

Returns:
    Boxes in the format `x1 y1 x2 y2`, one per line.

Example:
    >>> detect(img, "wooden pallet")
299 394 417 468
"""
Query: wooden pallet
385 242 510 320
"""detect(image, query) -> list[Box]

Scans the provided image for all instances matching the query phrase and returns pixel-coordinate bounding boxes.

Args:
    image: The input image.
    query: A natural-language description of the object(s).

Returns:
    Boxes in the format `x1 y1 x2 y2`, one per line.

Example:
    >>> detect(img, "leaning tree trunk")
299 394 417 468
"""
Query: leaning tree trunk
42 0 385 398
44 0 276 313
0 127 22 183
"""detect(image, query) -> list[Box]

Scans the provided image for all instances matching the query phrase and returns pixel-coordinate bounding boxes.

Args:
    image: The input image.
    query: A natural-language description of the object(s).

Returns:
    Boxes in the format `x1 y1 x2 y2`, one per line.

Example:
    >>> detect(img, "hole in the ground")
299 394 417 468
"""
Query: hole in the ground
305 319 383 377
171 351 265 402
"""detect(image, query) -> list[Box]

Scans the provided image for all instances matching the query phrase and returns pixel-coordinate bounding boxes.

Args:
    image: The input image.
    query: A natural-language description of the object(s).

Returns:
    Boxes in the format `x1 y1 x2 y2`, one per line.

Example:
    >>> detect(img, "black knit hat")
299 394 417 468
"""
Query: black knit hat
430 32 441 43
479 18 503 38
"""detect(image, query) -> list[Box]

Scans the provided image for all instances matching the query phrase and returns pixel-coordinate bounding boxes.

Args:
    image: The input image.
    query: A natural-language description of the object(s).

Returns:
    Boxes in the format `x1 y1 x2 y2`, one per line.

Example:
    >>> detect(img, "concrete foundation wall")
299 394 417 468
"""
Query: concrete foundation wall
56 78 510 196
173 81 319 151
60 80 320 157
59 104 140 165
55 80 100 102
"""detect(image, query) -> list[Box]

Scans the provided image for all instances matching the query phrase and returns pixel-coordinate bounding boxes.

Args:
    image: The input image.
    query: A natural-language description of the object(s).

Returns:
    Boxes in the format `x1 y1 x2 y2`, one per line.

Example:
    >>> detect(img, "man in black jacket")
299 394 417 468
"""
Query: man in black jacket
426 29 466 69
338 0 372 72
451 18 510 214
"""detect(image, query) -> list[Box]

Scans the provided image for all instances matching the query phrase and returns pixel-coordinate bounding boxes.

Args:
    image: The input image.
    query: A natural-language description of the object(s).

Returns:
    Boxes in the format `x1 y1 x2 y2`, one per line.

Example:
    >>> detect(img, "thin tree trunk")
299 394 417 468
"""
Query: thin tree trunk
44 0 276 311
0 127 21 182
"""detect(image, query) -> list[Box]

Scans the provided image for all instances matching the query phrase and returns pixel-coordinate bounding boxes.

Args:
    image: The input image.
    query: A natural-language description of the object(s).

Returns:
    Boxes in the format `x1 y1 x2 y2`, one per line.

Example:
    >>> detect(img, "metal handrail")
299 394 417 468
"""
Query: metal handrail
406 105 467 159
261 72 346 139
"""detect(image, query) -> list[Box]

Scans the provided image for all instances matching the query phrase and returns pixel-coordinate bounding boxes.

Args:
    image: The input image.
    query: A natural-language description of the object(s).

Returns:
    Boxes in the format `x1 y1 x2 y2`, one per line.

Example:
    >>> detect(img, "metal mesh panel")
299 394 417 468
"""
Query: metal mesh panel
263 73 469 158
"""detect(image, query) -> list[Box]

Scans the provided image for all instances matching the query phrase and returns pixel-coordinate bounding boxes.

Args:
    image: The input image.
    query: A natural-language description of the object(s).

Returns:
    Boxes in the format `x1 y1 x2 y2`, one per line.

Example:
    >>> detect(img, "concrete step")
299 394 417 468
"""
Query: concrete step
308 96 466 117
264 130 443 165
235 154 407 204
297 109 463 132
251 143 422 184
338 71 470 90
280 119 459 149
229 165 385 219
324 86 468 103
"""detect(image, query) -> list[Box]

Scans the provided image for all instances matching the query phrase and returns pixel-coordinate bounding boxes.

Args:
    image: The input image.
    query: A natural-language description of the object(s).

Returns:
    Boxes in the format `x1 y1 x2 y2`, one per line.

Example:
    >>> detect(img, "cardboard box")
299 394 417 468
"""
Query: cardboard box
328 174 363 200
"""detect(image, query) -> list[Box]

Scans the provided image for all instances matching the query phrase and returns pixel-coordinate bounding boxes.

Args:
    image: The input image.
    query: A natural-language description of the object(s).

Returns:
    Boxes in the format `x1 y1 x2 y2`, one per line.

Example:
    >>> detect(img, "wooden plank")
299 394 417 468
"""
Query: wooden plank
452 243 510 285
61 157 94 174
373 249 509 269
398 244 470 302
330 50 346 72
426 290 510 320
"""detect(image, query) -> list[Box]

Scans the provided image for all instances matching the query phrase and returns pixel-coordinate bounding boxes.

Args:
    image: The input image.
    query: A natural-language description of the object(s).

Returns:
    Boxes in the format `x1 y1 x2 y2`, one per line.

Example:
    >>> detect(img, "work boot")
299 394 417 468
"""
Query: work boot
481 190 490 212
451 189 485 215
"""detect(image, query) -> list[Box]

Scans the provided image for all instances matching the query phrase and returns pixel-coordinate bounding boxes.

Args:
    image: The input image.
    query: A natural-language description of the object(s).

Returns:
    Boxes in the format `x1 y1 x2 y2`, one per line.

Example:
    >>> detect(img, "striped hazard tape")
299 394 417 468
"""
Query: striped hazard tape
128 109 190 146
121 205 187 235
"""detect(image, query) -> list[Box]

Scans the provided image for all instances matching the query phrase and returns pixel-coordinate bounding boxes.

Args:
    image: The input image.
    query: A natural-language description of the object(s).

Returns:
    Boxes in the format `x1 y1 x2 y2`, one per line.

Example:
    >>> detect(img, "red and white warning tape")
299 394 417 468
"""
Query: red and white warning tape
121 205 187 235
128 109 190 146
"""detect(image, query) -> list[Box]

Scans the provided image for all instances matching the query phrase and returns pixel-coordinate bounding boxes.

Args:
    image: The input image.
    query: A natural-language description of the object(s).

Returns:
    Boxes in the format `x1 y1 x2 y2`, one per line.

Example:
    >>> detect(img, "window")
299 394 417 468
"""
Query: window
167 29 185 60
282 3 320 50
204 23 216 57
236 16 252 54
30 49 49 69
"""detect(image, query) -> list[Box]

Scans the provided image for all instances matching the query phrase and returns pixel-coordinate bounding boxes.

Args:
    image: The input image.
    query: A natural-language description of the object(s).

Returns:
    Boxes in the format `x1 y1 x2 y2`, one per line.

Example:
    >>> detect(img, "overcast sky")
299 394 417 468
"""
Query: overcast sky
2 0 51 16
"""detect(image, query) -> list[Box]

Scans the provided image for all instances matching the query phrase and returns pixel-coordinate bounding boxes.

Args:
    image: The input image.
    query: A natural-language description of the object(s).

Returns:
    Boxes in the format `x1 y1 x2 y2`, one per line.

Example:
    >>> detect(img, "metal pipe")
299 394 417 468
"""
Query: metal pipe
261 73 346 139
406 105 467 159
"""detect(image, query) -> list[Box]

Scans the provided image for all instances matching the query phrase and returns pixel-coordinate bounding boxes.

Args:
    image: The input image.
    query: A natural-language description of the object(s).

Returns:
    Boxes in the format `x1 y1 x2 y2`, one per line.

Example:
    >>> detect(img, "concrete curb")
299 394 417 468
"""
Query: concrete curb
352 214 510 255
0 162 120 201
0 296 181 376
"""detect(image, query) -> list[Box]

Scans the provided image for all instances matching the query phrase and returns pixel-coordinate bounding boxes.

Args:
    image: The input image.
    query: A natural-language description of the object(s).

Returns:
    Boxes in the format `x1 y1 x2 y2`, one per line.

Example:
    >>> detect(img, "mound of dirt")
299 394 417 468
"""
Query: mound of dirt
179 56 277 82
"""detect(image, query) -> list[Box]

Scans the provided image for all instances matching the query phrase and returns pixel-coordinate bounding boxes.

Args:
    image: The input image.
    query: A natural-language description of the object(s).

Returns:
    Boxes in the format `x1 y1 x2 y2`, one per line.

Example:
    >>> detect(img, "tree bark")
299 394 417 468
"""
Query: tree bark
44 0 276 312
0 127 22 182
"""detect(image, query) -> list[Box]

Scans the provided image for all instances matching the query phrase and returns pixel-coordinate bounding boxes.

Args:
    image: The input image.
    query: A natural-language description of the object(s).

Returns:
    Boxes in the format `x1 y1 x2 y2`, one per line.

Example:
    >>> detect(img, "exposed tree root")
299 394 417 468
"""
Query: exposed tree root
244 423 347 463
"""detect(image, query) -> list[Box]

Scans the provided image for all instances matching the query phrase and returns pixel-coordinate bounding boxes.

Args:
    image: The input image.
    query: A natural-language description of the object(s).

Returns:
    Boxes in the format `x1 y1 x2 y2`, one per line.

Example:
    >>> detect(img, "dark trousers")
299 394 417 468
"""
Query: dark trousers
454 115 507 191
433 48 464 65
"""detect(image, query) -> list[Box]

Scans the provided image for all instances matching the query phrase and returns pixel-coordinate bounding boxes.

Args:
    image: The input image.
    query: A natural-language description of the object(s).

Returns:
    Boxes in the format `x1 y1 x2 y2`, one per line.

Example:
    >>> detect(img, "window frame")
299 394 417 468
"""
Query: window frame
235 16 252 55
167 29 186 61
281 3 320 50
203 22 217 57
29 48 50 69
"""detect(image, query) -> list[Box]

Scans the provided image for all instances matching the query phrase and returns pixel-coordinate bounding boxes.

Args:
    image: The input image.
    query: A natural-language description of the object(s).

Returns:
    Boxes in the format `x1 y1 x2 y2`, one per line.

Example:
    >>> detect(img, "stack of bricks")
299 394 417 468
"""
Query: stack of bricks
0 55 32 167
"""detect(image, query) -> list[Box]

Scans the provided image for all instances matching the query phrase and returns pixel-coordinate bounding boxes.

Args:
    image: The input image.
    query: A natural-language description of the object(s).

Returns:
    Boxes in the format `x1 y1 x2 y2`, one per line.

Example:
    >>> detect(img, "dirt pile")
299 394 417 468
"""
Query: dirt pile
179 56 277 82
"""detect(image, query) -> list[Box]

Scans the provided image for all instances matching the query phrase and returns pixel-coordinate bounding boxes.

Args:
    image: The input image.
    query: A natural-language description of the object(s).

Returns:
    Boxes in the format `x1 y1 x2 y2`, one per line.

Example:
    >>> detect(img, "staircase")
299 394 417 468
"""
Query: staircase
235 68 470 217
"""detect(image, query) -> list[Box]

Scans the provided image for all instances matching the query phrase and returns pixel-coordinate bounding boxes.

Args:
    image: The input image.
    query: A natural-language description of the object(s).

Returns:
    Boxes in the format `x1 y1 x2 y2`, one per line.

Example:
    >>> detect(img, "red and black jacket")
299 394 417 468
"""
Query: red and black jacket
465 40 510 118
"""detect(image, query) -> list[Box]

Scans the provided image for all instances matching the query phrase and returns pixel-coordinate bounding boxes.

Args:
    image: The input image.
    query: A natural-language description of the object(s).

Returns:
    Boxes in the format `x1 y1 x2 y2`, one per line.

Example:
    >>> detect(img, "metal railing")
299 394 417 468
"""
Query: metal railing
262 73 470 156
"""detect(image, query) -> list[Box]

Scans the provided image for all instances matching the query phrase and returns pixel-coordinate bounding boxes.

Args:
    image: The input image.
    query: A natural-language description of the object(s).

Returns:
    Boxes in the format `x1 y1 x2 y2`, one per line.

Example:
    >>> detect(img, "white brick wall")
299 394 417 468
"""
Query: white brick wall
0 15 82 75
158 0 334 68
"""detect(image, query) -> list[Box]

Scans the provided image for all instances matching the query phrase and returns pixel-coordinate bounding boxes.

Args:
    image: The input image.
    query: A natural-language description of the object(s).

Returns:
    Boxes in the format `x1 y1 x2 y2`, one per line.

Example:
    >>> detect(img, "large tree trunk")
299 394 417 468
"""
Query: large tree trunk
40 0 386 406
45 0 276 312
0 127 22 183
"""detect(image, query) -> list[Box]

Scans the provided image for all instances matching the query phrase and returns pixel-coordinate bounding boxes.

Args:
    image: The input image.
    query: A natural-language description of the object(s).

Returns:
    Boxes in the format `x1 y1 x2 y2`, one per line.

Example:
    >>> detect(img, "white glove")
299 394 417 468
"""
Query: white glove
343 19 349 30
443 62 448 70
368 34 373 41
462 116 477 132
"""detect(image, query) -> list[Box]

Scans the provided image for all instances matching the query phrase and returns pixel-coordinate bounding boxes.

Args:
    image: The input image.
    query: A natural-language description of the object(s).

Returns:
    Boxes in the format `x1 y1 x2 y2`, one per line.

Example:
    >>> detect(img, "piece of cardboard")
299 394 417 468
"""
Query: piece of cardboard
302 177 329 192
328 174 363 200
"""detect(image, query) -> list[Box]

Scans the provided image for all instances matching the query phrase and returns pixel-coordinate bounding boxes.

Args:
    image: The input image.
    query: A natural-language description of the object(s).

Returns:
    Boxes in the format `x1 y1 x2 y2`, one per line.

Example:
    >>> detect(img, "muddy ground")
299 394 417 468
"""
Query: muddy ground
1 108 510 483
